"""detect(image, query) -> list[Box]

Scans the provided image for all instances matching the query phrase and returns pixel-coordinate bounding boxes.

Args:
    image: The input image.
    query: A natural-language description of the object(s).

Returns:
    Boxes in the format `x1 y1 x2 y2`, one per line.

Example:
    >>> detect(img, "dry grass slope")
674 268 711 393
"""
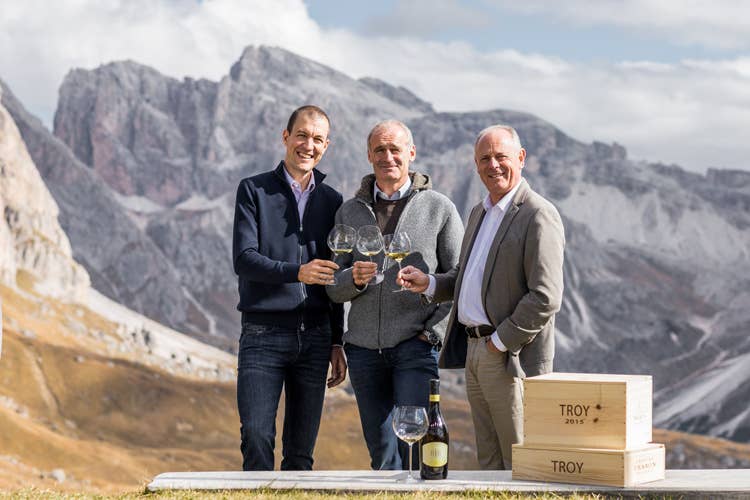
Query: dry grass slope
0 289 238 491
0 282 477 493
2 280 750 495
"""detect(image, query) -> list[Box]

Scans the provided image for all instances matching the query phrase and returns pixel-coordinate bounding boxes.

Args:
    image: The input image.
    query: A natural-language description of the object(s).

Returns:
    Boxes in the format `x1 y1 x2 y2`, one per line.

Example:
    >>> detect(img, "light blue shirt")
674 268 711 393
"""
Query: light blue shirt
374 176 412 201
283 167 316 222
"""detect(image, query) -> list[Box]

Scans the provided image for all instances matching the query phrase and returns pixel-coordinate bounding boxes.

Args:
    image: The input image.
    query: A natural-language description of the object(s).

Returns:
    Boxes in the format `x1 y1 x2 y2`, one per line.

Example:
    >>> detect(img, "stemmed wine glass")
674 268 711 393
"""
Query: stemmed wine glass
356 225 384 285
385 231 411 292
327 224 357 285
392 405 428 482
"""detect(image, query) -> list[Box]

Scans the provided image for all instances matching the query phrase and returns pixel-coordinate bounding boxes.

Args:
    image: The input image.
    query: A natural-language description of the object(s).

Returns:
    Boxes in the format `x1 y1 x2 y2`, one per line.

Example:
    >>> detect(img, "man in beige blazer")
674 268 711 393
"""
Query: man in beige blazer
399 124 565 470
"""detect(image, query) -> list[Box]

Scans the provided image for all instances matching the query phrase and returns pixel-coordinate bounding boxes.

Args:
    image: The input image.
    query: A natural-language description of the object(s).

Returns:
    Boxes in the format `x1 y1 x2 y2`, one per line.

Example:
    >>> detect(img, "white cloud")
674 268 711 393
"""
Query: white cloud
0 0 314 122
489 0 750 50
0 0 748 172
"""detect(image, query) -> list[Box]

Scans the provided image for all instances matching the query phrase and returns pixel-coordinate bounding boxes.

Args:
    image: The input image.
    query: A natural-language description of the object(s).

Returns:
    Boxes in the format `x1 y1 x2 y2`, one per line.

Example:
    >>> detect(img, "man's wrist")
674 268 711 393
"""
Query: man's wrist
424 275 437 298
490 332 507 352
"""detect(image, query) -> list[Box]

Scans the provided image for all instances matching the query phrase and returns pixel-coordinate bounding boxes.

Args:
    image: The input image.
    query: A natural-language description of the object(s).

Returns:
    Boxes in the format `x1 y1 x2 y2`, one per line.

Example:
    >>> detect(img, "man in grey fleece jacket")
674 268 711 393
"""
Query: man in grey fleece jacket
327 120 463 470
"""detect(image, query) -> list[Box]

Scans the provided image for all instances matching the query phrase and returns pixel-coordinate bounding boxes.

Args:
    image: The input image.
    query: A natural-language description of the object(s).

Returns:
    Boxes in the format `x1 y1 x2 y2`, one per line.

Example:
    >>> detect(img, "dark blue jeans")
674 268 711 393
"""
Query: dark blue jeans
345 335 439 470
236 322 331 471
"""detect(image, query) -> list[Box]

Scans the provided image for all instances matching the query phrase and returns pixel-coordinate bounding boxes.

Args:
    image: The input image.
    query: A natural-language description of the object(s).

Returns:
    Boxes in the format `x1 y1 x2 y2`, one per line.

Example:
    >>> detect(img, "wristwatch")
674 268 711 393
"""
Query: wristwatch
424 330 440 347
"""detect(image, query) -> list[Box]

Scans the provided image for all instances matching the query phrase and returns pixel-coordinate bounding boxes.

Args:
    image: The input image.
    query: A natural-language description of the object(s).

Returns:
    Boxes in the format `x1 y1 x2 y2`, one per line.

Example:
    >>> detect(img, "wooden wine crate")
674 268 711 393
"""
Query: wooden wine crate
523 372 652 449
512 443 665 487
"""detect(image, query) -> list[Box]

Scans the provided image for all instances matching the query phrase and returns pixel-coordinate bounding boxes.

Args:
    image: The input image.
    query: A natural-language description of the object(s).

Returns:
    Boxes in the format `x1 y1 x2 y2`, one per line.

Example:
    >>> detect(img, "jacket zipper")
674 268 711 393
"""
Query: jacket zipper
379 190 420 351
297 190 315 331
357 189 422 353
278 169 310 331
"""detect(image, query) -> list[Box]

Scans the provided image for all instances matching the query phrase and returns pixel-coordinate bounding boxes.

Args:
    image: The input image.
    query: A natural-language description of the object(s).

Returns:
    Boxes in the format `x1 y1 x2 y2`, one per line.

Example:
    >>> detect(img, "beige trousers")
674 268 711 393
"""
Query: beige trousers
465 337 524 470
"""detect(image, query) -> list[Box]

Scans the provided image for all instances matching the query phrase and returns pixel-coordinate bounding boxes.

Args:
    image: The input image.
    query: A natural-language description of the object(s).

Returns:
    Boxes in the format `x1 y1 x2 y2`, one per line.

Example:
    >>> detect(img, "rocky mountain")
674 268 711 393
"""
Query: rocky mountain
7 67 750 494
0 90 236 490
0 87 89 298
0 80 224 349
5 47 424 346
0 84 236 380
3 45 750 444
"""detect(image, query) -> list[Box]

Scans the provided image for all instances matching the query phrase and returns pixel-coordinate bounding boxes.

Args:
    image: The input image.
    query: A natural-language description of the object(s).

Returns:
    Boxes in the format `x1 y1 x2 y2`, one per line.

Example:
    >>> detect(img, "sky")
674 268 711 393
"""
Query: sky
0 0 748 173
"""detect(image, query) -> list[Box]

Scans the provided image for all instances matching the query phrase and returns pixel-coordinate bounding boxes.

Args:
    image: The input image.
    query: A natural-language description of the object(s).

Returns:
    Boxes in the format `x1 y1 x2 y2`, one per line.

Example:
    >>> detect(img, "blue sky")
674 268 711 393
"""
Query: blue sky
1 0 748 172
307 0 744 63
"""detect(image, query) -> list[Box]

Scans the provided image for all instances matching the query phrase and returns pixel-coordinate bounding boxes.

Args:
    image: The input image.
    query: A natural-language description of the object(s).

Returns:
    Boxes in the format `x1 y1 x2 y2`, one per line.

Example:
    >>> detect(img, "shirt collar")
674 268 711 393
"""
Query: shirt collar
283 165 315 193
483 180 522 212
374 175 412 201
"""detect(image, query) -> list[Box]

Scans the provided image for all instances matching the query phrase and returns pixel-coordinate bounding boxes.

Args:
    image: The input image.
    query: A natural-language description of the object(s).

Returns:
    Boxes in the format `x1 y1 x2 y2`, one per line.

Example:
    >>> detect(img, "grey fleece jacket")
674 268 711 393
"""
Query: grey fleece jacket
326 172 464 350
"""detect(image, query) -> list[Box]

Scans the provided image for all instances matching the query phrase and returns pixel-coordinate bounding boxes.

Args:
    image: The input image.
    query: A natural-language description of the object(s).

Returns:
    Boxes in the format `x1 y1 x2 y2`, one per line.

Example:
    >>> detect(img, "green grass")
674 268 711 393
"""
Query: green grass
0 489 610 500
140 492 602 500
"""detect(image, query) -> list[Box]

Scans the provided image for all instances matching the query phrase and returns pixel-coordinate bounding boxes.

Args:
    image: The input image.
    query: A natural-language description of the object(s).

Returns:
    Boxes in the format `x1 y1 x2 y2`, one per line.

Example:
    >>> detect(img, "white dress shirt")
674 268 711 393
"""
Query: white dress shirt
283 166 316 222
426 181 522 351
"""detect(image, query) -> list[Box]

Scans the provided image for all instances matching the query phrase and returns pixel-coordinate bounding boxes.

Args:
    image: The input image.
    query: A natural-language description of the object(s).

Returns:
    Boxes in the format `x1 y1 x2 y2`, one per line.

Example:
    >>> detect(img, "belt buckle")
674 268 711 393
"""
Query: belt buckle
465 326 479 338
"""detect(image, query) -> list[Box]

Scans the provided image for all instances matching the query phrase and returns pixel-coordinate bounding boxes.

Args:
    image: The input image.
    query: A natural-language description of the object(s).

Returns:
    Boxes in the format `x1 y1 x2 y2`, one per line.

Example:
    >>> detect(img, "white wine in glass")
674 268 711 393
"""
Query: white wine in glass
392 406 428 482
327 224 357 285
385 232 411 292
356 225 384 285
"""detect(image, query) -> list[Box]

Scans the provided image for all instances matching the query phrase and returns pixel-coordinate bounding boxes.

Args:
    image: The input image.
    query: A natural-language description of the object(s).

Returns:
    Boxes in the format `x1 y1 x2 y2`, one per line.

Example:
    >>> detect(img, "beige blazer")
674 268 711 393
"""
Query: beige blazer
435 179 565 378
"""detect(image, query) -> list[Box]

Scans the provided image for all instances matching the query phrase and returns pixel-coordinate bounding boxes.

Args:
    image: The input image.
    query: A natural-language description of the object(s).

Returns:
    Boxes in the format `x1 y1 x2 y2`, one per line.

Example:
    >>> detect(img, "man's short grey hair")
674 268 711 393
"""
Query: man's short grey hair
367 120 414 149
475 125 522 150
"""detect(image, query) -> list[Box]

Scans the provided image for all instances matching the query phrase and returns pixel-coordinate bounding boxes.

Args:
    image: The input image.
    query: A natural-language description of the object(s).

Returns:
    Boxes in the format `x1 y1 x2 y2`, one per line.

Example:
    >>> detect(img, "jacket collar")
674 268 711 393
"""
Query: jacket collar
510 178 530 208
482 178 525 212
355 171 431 204
483 178 529 212
274 161 327 186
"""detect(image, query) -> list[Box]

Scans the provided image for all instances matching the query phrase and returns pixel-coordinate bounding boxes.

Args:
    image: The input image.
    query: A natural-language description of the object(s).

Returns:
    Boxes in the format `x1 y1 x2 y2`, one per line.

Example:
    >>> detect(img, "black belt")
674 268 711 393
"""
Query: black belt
465 325 494 338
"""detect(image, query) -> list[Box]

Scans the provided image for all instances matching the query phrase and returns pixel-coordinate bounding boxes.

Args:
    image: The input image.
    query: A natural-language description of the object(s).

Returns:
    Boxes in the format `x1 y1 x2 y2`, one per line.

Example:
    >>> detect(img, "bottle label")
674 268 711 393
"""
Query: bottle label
422 442 448 467
429 395 440 402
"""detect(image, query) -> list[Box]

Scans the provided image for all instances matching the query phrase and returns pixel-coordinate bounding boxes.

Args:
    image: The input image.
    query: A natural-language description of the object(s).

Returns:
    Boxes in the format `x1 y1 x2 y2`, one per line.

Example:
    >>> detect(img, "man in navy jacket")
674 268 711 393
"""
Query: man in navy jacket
232 105 346 470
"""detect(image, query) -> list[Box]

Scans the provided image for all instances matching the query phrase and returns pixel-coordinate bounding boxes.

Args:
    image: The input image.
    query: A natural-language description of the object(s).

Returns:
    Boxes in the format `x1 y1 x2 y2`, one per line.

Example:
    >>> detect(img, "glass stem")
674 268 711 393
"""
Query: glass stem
408 442 413 479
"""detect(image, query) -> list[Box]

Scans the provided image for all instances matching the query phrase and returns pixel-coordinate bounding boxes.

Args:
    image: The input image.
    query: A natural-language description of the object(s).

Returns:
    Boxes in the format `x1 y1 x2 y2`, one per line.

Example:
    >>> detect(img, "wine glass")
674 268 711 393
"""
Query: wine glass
356 225 384 285
392 406 428 482
327 224 357 285
385 231 411 292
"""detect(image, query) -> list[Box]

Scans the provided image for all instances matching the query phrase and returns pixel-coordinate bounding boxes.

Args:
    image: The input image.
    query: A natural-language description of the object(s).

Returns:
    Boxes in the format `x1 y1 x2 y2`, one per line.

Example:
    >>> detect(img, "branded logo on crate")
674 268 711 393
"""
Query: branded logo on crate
550 460 583 474
634 455 657 472
559 403 598 424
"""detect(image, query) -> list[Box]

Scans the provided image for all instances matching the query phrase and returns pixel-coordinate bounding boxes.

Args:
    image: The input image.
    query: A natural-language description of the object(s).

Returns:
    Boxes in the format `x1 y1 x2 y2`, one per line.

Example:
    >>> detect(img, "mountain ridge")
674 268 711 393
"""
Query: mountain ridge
3 45 750 444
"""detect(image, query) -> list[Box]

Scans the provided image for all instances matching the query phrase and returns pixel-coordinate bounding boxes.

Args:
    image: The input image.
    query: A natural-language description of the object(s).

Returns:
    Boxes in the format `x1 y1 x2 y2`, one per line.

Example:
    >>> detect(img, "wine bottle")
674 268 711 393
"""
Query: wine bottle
420 378 449 479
